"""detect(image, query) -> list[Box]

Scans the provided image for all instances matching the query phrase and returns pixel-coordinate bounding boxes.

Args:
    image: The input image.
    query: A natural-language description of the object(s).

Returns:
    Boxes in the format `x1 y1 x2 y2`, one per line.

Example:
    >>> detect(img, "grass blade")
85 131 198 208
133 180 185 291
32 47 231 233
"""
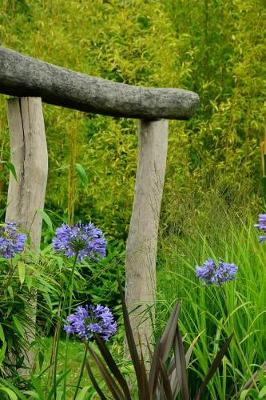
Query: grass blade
243 361 266 389
47 370 70 400
195 333 233 400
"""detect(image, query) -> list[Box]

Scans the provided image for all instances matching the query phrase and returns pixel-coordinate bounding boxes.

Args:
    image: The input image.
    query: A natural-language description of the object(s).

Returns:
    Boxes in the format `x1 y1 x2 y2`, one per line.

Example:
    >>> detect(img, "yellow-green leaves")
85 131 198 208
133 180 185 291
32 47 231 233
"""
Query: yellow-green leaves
0 324 6 366
17 261 26 285
0 387 18 400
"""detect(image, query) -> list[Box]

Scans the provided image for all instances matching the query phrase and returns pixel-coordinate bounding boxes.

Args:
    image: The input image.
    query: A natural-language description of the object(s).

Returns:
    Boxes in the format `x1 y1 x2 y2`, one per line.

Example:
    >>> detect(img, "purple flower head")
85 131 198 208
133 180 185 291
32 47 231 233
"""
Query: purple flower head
0 222 27 259
52 222 106 261
64 304 117 341
196 258 238 285
254 214 266 242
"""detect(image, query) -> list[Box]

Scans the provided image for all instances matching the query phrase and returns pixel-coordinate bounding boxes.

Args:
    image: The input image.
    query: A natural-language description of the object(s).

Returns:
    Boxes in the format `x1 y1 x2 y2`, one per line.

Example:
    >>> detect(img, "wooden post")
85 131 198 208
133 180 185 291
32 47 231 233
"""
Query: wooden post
125 119 168 358
5 97 48 369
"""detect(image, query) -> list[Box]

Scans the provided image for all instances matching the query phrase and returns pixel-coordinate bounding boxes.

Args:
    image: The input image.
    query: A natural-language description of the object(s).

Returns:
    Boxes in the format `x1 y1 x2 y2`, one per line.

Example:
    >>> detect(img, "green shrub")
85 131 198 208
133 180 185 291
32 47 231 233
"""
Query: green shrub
0 250 61 378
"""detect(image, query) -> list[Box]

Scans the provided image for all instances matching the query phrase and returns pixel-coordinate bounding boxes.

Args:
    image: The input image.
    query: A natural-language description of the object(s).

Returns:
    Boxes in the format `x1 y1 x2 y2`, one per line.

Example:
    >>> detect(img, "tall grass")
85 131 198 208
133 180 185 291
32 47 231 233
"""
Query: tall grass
157 212 266 399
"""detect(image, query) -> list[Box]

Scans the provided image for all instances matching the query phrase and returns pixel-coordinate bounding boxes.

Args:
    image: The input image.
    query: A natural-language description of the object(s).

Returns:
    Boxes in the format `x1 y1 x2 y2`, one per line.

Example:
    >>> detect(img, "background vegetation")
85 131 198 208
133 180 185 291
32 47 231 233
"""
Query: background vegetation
0 0 265 238
0 0 265 398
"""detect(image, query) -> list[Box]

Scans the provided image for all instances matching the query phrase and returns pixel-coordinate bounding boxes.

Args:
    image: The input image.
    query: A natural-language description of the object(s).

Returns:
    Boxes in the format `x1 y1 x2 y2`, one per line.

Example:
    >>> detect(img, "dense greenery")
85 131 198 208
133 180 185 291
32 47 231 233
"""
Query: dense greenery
0 0 265 237
0 0 265 399
157 213 266 398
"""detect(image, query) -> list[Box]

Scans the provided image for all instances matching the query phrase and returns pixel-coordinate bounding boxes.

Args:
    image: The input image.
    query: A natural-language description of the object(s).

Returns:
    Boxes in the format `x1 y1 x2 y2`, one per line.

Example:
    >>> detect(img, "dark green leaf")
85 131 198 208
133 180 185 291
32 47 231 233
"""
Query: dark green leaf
86 343 124 400
173 326 189 400
158 358 174 400
94 335 131 399
85 355 107 400
119 282 150 400
149 302 180 395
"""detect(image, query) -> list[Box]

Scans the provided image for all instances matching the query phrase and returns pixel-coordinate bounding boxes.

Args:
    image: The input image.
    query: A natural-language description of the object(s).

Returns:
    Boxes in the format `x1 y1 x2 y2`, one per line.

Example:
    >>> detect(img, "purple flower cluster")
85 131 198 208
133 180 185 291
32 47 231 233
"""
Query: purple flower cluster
196 258 238 285
254 214 266 242
64 304 117 341
0 222 27 259
52 222 106 261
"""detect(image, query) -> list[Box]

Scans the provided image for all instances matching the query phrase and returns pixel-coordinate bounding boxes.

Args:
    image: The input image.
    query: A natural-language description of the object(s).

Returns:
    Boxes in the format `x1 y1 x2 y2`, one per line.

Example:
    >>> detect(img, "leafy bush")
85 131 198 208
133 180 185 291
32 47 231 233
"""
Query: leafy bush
0 249 60 378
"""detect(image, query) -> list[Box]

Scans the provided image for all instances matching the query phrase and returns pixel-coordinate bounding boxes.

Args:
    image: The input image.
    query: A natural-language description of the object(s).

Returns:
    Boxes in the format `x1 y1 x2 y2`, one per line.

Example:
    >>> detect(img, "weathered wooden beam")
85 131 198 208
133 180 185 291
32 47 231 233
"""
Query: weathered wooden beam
0 47 199 120
125 119 168 358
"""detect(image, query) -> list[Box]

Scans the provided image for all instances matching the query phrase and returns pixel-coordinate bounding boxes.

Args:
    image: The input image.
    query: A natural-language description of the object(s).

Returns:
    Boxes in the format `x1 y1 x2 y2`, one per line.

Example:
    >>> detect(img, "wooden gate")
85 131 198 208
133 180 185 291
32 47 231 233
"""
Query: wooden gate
0 47 199 362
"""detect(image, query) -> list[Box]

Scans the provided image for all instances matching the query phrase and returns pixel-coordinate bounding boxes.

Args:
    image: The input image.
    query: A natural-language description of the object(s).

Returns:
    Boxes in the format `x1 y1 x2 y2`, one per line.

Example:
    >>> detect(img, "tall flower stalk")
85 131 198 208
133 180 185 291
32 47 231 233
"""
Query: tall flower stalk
61 253 78 399
64 303 117 399
72 344 88 400
51 222 106 399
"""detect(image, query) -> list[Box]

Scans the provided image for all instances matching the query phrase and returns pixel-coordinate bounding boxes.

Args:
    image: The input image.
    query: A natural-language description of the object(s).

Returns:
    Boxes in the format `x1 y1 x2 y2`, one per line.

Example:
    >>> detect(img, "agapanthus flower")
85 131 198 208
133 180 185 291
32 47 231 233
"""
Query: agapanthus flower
64 304 117 341
0 222 27 259
254 214 266 242
52 222 106 261
196 258 238 285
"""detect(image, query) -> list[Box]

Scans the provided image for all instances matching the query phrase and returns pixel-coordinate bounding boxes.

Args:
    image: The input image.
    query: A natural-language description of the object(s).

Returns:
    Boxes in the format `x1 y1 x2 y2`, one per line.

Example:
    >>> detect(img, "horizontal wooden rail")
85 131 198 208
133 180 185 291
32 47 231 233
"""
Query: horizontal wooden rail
0 47 199 120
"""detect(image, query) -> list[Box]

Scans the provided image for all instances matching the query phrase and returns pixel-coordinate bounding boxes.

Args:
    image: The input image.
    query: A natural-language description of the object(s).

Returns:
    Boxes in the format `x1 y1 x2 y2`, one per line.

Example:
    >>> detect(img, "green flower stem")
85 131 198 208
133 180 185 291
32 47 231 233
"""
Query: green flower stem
1 259 15 293
72 342 88 400
49 298 65 400
62 253 78 399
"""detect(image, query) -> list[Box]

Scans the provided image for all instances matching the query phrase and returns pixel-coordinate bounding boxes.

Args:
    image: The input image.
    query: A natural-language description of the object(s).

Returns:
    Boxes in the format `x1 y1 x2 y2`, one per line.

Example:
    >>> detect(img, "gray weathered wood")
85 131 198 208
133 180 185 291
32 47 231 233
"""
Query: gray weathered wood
0 47 199 120
5 97 48 369
6 97 48 248
125 119 168 357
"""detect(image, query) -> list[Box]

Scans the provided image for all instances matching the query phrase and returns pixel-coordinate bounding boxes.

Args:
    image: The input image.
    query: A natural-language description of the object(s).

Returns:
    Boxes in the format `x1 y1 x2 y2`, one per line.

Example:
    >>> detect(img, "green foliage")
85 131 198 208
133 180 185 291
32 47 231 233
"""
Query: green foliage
82 290 232 400
77 240 125 309
239 368 266 399
0 0 265 398
157 213 266 399
0 0 265 237
0 250 60 378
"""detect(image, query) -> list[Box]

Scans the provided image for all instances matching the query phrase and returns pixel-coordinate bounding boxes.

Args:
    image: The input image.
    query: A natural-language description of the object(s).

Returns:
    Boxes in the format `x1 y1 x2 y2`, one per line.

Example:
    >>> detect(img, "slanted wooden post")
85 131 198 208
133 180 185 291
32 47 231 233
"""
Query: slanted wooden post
125 119 168 357
5 97 48 369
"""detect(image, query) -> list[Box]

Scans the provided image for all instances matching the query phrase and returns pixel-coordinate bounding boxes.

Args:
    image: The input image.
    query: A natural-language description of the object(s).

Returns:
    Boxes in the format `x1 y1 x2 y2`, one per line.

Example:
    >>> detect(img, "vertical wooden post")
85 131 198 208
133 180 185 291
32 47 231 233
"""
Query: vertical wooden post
125 119 168 357
5 97 48 369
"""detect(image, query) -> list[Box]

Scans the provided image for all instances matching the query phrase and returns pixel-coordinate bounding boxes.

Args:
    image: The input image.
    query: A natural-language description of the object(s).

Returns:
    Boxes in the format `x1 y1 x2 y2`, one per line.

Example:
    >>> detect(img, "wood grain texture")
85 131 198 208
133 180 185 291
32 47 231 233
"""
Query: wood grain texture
5 97 48 371
0 47 199 120
6 97 48 248
125 119 168 357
